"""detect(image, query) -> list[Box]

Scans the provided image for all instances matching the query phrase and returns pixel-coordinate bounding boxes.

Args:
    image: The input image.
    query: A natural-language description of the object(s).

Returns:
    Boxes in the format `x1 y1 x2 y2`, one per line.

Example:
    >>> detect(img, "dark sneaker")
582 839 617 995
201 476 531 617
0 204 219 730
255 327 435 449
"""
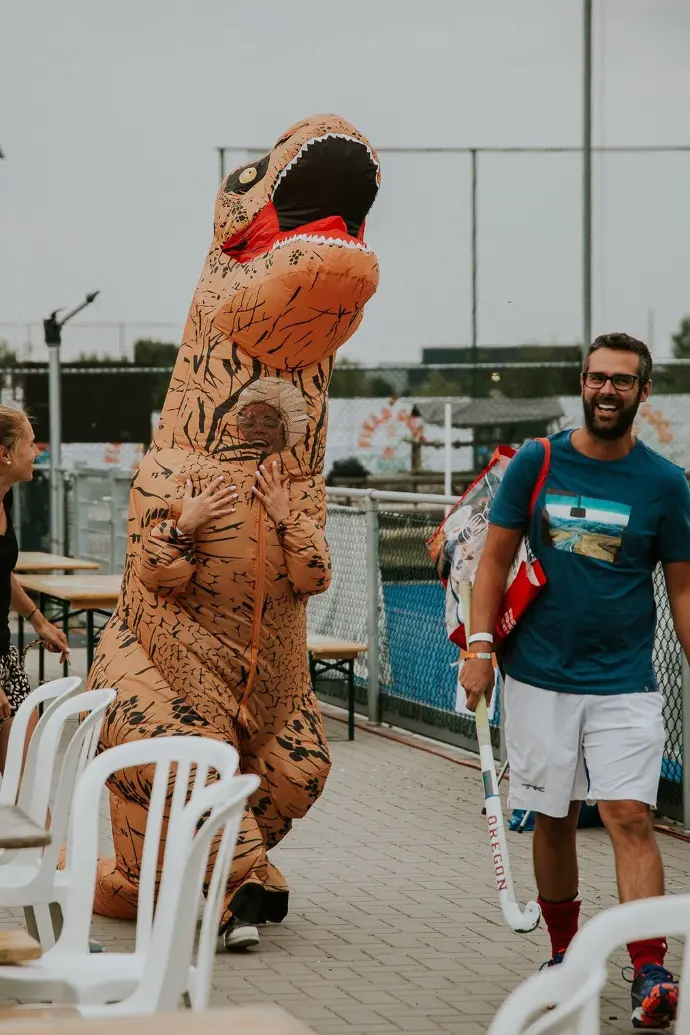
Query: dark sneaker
219 919 260 952
539 952 565 1012
539 950 565 970
630 964 678 1030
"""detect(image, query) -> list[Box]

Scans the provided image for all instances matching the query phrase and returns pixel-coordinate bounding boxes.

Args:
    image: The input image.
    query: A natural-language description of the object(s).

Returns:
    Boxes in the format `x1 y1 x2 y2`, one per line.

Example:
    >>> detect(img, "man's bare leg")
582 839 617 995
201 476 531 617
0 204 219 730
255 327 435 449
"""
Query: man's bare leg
597 800 664 903
598 799 674 1028
533 802 581 960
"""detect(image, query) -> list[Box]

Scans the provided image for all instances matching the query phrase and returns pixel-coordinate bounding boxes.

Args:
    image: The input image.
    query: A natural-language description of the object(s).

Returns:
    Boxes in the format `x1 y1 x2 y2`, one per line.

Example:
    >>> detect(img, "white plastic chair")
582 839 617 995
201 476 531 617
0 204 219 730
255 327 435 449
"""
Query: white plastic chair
486 962 607 1035
564 895 690 1033
487 894 690 1034
0 689 114 948
0 736 252 1016
0 675 82 809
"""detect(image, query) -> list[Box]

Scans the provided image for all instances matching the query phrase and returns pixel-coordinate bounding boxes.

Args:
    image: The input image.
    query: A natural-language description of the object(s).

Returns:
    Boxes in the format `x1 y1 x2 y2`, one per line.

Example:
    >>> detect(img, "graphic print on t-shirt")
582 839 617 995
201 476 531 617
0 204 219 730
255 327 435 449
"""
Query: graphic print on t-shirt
540 490 631 563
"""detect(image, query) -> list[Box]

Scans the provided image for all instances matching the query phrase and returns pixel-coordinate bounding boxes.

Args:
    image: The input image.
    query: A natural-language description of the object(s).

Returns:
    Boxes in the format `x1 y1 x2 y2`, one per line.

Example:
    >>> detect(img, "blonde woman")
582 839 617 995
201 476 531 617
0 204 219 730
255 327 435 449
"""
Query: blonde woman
0 407 69 771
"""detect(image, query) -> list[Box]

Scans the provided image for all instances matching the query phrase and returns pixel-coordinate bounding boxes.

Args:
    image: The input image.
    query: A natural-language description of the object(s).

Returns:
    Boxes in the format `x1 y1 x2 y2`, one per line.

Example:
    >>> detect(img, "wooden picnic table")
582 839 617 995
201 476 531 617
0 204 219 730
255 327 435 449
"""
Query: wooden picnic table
0 1005 315 1033
307 634 368 741
15 556 101 659
16 553 100 574
16 574 122 675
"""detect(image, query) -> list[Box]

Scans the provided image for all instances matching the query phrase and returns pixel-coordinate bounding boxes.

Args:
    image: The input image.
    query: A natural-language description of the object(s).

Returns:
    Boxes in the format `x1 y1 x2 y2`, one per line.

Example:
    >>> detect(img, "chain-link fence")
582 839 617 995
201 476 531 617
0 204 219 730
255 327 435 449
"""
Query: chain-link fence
308 492 504 757
313 488 689 824
653 566 685 819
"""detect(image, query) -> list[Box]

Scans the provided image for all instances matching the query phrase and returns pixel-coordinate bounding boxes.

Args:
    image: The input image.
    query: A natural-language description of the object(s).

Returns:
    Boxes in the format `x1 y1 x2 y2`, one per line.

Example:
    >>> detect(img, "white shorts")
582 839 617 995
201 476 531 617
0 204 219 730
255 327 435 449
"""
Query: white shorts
504 677 665 818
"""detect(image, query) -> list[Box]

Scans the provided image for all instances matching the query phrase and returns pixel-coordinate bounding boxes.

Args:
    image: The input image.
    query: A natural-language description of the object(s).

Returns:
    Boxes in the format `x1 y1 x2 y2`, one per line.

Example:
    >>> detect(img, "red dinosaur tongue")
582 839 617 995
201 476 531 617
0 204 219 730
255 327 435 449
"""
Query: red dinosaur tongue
222 205 357 263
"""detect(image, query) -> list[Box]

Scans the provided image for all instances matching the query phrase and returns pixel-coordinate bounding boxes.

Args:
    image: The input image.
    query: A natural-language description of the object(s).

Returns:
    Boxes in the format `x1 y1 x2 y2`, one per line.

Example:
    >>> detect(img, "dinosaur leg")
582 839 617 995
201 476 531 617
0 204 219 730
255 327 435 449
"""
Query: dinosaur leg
220 690 332 928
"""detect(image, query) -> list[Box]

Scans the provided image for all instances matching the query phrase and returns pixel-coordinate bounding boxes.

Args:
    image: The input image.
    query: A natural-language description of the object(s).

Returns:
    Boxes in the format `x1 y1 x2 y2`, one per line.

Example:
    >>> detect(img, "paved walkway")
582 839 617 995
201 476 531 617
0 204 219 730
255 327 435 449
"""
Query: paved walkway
3 646 689 1033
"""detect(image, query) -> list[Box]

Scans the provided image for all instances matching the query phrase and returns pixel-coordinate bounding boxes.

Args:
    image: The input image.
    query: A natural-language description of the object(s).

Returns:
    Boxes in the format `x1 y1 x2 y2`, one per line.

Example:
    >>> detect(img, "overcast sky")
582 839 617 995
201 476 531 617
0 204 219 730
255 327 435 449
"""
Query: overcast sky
1 0 689 364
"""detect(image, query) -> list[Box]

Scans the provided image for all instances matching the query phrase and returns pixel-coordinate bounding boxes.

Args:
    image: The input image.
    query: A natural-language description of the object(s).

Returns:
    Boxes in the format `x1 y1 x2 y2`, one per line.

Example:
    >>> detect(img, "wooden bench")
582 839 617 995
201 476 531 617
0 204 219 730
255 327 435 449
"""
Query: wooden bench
15 556 101 657
16 574 122 675
0 929 42 965
307 634 367 741
16 553 100 574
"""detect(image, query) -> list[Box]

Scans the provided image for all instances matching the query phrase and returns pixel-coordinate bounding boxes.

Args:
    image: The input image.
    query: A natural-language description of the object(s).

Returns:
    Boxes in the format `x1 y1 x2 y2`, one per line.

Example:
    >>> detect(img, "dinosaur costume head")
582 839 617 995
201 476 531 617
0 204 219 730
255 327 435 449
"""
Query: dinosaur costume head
156 114 380 470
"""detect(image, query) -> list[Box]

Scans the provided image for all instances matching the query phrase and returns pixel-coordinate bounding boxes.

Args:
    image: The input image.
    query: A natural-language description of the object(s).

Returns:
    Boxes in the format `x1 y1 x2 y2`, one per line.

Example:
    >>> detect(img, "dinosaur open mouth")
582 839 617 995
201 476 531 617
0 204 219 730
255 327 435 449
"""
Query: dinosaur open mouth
222 133 379 262
272 133 379 238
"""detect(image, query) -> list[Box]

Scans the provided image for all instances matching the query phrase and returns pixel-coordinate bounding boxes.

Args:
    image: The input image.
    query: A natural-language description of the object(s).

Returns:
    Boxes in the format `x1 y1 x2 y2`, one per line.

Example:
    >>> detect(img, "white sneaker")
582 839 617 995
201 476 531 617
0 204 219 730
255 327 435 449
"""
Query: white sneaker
220 920 260 952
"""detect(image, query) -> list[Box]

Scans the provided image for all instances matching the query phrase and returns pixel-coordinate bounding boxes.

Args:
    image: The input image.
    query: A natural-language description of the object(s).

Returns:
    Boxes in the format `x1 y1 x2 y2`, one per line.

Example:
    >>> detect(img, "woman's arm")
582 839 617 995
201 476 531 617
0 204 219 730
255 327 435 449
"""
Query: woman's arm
136 476 237 596
10 574 41 623
136 520 197 596
10 574 70 660
253 463 331 596
275 512 332 596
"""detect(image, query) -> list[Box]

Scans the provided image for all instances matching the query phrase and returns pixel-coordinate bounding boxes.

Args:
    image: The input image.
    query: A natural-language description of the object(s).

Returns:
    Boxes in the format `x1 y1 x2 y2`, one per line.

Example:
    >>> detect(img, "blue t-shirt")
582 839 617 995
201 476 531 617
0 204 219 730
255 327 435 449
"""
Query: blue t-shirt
489 430 690 695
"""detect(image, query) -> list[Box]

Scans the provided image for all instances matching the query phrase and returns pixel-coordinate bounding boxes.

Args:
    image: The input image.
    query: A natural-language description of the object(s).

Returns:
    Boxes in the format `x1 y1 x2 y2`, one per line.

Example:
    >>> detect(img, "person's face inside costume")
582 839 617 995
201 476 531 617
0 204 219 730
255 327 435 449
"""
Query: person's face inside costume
237 403 286 453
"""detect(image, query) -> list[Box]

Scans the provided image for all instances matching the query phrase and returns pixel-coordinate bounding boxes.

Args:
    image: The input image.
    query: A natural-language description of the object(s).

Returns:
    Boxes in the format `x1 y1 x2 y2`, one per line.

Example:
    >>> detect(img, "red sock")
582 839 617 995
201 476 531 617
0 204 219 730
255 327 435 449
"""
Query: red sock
628 938 667 975
537 895 581 958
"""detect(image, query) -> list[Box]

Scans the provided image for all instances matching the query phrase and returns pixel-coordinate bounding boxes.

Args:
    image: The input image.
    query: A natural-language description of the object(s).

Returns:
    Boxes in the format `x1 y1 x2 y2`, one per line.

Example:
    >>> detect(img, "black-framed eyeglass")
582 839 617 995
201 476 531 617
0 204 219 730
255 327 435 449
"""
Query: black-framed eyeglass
582 372 646 392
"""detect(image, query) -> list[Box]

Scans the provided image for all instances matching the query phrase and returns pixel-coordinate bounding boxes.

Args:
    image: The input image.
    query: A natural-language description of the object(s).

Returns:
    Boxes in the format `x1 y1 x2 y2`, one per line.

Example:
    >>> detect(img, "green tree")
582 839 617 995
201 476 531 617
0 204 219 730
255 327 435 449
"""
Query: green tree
133 339 178 365
131 339 177 410
329 359 393 398
0 342 18 367
672 316 690 359
413 369 466 397
74 353 128 364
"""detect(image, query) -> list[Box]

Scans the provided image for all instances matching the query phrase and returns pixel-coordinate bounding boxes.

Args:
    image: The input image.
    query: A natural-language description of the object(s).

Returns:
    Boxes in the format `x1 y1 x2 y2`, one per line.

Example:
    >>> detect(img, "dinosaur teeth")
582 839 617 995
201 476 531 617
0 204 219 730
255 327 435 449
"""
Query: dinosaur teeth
271 134 379 196
270 234 369 253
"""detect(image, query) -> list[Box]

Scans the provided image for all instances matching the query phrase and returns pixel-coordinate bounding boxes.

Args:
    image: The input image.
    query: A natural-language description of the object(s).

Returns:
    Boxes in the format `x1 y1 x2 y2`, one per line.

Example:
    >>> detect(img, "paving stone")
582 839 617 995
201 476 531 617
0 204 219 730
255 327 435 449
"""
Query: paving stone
4 649 687 1034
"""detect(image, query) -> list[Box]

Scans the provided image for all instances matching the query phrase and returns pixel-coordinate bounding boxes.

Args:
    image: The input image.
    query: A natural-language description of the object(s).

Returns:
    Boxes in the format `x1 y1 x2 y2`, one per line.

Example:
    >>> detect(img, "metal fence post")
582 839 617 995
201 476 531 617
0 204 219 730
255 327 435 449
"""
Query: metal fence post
71 473 81 559
682 651 690 831
109 470 117 573
365 494 381 725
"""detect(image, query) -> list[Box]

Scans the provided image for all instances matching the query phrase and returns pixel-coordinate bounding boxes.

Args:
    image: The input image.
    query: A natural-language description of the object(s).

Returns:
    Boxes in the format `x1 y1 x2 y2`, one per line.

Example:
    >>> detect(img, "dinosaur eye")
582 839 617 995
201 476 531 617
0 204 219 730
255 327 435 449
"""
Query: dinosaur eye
223 153 270 195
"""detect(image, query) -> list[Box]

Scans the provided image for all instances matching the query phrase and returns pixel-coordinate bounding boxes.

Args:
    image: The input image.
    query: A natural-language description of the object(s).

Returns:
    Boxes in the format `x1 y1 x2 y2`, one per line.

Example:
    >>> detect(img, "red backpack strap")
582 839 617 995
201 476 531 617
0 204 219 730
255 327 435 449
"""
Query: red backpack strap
528 437 551 517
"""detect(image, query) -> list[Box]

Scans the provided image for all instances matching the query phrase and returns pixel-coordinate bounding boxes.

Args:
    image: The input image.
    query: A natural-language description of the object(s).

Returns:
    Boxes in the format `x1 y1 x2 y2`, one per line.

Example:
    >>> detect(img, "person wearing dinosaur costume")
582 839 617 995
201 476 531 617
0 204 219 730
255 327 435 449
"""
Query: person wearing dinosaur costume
86 114 380 950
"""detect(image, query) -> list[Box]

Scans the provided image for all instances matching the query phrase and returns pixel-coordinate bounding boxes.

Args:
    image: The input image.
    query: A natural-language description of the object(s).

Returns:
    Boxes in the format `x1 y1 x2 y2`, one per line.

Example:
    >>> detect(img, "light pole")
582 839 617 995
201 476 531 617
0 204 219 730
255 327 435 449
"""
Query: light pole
43 291 100 553
583 0 593 358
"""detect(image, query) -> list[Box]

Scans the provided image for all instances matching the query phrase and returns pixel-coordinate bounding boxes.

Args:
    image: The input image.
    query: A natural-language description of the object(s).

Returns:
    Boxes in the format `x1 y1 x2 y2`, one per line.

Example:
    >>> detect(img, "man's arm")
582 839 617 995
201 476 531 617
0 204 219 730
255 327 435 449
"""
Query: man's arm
663 561 690 663
459 441 544 711
470 524 525 646
658 468 690 662
461 524 523 712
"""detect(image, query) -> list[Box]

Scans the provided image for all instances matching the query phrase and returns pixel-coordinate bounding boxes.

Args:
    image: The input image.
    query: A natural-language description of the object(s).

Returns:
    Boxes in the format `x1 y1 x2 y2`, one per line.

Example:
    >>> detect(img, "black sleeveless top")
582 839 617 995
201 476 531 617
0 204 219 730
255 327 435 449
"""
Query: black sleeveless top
0 491 18 656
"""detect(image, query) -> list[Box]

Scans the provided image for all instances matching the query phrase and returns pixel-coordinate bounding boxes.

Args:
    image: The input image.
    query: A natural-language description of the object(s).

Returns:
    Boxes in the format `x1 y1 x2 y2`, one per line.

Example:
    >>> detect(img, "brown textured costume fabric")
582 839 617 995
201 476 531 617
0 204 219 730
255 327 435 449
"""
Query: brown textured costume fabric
87 115 380 928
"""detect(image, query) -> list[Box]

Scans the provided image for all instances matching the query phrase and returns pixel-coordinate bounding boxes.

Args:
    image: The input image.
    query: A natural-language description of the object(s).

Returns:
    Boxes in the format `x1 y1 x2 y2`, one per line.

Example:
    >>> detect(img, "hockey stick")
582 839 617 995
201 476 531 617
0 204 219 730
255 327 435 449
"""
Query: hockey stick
460 580 540 933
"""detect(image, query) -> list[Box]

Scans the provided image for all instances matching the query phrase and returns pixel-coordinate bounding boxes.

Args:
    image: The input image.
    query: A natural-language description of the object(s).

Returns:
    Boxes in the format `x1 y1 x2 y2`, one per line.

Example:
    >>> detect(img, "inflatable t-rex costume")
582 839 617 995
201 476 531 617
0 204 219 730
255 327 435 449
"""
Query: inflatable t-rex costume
88 115 380 930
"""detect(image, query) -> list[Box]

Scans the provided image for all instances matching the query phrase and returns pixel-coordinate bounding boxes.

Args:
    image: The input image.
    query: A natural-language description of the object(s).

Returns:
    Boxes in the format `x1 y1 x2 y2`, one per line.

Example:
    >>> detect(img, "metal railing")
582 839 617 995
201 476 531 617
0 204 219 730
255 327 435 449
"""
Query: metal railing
37 469 690 825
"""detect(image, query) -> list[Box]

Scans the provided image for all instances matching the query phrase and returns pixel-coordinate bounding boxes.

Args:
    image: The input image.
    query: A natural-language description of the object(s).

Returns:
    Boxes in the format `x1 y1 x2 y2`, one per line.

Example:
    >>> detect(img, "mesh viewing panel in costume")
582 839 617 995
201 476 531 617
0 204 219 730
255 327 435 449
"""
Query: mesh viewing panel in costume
87 115 380 927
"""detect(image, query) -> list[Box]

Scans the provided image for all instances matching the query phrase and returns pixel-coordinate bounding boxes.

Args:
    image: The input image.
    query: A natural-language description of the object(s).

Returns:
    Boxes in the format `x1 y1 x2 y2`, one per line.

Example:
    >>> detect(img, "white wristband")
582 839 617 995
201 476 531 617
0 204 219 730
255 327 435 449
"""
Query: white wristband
468 632 494 645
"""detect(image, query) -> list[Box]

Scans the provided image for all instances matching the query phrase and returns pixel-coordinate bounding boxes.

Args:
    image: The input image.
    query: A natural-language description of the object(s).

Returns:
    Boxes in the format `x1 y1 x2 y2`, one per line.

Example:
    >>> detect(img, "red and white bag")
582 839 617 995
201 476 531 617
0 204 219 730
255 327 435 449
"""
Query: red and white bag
426 439 551 650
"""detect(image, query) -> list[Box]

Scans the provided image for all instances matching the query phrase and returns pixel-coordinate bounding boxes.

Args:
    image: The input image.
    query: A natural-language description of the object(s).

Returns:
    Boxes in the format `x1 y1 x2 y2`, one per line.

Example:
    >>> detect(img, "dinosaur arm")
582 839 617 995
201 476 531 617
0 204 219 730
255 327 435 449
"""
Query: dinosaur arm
135 520 197 596
277 511 332 597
